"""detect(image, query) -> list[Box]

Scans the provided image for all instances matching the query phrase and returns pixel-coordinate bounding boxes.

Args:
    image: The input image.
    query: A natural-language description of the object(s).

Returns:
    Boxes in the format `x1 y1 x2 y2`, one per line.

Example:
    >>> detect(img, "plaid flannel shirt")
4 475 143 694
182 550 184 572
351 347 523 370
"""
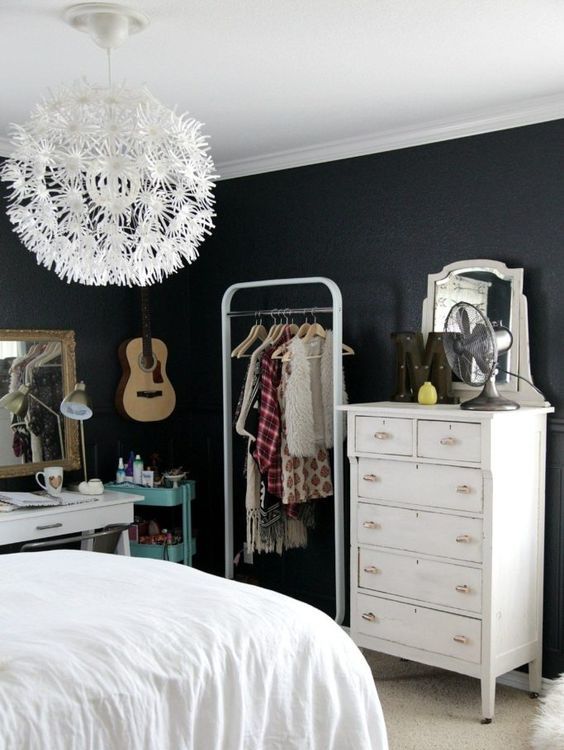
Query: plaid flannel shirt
254 327 292 497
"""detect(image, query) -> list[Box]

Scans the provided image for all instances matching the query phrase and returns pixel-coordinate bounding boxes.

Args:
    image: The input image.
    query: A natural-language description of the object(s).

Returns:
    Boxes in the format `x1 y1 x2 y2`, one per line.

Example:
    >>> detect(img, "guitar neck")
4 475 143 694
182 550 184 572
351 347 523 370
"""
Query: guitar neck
140 288 153 362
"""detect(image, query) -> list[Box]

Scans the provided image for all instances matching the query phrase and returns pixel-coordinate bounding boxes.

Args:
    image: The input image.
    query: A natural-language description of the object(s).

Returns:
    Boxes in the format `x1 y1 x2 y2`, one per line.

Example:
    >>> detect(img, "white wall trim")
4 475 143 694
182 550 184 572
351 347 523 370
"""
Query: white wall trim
215 94 564 180
497 669 553 694
1 94 563 179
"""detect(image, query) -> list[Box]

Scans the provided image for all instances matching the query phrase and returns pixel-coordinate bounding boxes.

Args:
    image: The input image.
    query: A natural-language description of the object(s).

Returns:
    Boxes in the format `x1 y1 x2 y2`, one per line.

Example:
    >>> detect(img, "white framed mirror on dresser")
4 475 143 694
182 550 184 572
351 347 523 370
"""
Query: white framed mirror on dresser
341 260 553 724
421 259 547 406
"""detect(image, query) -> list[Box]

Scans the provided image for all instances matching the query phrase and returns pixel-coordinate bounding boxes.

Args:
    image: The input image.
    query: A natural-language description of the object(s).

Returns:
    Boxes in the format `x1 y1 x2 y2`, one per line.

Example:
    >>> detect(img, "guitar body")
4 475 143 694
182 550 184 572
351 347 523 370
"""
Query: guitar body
116 337 176 422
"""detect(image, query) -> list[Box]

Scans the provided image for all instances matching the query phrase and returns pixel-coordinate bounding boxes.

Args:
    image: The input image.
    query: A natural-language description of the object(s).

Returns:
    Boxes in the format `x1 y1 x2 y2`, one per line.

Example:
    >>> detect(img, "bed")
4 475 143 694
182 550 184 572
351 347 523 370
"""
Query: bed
0 551 388 750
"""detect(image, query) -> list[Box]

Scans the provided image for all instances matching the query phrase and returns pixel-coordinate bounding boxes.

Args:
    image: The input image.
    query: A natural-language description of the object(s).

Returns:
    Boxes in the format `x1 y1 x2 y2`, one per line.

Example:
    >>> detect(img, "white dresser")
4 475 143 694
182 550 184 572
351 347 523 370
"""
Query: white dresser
343 401 552 722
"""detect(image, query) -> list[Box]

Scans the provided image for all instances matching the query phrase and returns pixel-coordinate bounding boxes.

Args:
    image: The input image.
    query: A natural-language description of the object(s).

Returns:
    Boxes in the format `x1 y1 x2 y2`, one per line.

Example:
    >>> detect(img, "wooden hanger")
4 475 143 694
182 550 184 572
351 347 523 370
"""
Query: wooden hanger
231 319 267 358
270 312 299 359
302 320 326 343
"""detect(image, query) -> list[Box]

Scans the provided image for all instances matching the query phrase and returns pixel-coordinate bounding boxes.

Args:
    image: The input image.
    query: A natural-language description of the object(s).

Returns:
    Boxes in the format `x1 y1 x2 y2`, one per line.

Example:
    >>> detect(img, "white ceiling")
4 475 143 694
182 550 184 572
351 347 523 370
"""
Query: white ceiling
1 0 564 179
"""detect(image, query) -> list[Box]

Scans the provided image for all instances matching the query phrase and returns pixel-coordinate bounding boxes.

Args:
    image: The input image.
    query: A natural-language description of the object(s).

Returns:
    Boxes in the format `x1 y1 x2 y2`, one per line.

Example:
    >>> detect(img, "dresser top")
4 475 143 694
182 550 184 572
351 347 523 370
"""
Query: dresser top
338 401 554 418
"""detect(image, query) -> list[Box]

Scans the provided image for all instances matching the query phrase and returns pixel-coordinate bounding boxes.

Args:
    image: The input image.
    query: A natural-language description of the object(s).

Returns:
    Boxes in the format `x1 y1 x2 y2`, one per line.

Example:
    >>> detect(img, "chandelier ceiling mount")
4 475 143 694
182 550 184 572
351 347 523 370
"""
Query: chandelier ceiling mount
63 3 150 50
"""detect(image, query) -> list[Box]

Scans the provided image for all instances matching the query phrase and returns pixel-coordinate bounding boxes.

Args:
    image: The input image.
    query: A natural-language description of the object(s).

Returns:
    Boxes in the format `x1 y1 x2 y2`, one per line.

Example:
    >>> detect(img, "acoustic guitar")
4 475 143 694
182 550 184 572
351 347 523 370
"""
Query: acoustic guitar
115 288 176 422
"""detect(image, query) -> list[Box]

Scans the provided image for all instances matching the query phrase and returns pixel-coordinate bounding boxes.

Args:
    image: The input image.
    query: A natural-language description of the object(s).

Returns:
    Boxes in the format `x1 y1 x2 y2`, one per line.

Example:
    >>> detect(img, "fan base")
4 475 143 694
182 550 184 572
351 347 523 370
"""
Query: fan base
461 395 520 411
461 377 520 411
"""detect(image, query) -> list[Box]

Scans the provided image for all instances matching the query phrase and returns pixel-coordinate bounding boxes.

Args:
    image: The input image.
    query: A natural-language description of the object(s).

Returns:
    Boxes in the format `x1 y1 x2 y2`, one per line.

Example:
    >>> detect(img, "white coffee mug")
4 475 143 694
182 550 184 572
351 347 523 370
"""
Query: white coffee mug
35 466 64 497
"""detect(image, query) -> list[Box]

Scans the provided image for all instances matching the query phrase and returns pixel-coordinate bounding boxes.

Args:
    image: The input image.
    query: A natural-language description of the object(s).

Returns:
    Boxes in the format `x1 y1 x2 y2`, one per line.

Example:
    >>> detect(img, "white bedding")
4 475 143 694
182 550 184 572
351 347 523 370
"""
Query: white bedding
0 551 387 750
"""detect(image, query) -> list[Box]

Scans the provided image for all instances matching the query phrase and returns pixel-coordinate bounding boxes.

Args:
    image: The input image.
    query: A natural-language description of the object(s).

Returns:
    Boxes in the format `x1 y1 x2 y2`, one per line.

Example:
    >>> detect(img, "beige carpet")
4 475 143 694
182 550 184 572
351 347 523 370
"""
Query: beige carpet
364 651 538 750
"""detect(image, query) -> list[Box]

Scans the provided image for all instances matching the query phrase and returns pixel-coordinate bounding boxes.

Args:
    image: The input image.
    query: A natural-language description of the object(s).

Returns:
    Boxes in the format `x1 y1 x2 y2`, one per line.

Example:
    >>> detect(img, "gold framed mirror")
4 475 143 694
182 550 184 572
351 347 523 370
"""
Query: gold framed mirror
0 329 80 478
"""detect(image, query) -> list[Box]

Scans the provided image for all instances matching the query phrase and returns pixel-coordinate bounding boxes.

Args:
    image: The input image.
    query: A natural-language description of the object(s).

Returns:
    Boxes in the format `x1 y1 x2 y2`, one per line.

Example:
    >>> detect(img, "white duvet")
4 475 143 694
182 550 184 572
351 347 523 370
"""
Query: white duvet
0 551 387 750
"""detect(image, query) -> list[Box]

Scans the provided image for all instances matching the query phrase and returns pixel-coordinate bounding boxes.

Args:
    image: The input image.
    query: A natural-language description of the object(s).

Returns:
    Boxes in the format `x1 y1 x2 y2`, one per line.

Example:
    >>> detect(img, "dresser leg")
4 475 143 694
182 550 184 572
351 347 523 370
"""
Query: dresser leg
480 674 496 723
528 657 542 697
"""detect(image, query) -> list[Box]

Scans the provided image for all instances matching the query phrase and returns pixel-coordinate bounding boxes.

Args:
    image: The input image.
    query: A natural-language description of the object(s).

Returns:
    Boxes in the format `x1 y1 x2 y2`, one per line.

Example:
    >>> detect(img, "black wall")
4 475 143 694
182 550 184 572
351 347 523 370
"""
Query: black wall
0 190 195 490
187 119 564 674
2 118 564 674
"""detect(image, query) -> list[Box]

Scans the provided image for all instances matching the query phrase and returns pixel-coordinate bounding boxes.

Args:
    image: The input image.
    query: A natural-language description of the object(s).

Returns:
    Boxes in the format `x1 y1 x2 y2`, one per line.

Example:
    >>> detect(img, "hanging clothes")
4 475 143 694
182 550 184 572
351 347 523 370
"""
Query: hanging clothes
283 330 347 456
279 335 334 505
253 327 293 498
234 326 314 554
27 366 63 461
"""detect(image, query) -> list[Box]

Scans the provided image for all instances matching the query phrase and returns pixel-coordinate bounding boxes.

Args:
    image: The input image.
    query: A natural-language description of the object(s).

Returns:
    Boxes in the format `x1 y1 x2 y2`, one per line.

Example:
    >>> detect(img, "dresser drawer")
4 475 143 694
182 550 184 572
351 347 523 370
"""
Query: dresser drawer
358 547 482 613
0 504 134 546
358 458 483 512
357 502 483 562
355 416 412 456
417 420 481 463
356 593 481 663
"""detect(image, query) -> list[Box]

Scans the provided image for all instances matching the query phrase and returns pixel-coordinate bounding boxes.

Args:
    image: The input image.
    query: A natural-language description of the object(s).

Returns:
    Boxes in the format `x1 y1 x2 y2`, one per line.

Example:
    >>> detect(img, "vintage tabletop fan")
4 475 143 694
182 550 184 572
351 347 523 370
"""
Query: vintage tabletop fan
443 302 519 411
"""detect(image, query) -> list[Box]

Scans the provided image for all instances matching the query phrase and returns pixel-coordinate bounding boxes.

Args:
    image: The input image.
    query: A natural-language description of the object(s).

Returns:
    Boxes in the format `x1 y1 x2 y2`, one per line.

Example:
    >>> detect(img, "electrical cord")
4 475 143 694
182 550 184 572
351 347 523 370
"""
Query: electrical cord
496 367 546 399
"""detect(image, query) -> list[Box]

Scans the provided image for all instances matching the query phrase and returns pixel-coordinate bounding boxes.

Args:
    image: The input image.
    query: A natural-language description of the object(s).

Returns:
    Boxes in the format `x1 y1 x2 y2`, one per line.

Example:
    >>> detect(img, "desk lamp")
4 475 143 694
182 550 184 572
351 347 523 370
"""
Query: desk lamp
60 382 93 484
0 384 65 460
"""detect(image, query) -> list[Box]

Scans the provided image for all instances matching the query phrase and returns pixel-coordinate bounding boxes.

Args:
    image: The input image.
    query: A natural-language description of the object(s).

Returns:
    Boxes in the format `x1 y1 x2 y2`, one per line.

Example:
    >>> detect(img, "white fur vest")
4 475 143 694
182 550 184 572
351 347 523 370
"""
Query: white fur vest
283 330 347 457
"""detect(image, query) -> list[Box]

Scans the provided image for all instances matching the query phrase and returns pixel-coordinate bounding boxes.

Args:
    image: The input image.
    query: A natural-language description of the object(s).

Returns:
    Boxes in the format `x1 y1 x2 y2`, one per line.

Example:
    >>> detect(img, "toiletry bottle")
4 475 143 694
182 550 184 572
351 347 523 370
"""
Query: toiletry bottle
125 450 135 480
133 454 143 484
116 457 126 484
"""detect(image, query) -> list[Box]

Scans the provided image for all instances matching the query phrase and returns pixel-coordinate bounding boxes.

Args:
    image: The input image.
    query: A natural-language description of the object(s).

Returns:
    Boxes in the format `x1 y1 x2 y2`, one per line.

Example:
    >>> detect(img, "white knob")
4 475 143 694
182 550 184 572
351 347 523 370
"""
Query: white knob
456 484 471 494
456 534 471 543
440 436 456 446
363 565 380 574
362 612 377 622
453 635 468 644
362 521 380 529
455 584 470 593
362 474 378 482
374 432 389 440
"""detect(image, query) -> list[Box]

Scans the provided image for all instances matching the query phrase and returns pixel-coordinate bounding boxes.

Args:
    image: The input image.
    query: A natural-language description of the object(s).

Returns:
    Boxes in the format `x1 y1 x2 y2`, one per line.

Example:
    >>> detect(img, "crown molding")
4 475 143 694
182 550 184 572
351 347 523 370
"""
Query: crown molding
1 93 563 178
216 94 564 180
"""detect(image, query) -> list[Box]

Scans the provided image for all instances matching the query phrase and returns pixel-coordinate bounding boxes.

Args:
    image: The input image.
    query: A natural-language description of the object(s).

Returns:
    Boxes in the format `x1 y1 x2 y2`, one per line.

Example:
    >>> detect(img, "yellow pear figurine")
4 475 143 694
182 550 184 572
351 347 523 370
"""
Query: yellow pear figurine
418 381 438 405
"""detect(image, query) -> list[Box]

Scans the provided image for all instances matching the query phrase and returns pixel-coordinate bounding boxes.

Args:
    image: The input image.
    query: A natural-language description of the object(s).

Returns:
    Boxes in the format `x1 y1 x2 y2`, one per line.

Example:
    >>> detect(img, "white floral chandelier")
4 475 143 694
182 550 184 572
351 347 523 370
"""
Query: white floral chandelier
1 4 216 286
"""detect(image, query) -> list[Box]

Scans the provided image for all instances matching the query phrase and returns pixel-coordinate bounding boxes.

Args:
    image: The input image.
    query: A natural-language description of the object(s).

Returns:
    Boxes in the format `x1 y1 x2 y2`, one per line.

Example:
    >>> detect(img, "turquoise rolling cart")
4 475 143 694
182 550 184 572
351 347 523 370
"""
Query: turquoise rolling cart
105 481 196 565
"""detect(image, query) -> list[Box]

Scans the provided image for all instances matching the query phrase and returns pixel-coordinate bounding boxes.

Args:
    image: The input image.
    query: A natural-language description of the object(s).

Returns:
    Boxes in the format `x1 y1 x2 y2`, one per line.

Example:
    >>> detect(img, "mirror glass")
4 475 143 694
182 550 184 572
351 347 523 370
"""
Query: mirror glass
433 268 513 383
0 330 80 477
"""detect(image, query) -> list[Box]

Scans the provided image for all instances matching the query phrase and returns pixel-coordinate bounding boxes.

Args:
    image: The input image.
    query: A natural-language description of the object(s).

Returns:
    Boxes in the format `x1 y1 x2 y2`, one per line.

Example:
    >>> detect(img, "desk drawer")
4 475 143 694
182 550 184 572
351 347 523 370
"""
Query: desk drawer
417 420 481 463
356 593 481 663
358 458 483 512
355 416 413 456
357 502 483 562
358 547 482 613
0 504 134 546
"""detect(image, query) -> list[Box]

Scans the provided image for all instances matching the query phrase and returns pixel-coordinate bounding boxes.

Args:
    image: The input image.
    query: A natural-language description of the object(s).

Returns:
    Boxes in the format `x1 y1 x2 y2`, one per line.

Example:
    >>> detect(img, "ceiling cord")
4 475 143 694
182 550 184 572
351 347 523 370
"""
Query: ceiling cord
106 48 112 88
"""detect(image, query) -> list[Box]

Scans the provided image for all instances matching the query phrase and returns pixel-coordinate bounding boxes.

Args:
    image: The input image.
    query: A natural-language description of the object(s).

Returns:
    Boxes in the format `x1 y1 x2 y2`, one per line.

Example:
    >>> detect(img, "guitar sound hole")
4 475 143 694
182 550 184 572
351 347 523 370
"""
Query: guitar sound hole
139 353 156 373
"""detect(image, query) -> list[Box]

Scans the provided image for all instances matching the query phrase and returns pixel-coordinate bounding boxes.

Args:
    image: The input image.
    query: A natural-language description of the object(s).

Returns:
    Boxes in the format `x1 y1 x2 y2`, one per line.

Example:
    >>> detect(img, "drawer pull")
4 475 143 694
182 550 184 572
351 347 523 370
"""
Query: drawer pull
440 437 456 446
456 484 471 494
363 565 380 574
453 635 469 644
455 584 471 593
456 534 472 543
36 522 63 531
374 432 389 440
362 473 378 482
362 612 377 622
362 521 381 529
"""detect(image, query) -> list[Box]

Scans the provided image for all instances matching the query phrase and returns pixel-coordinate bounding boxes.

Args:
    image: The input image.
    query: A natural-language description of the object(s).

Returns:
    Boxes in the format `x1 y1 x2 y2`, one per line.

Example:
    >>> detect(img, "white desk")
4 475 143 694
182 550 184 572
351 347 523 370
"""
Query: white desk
0 491 137 554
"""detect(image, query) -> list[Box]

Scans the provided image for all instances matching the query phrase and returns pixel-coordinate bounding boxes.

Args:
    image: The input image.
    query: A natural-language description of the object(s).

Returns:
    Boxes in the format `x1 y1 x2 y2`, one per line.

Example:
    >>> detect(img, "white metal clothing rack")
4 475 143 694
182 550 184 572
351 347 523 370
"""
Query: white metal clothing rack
221 277 345 624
